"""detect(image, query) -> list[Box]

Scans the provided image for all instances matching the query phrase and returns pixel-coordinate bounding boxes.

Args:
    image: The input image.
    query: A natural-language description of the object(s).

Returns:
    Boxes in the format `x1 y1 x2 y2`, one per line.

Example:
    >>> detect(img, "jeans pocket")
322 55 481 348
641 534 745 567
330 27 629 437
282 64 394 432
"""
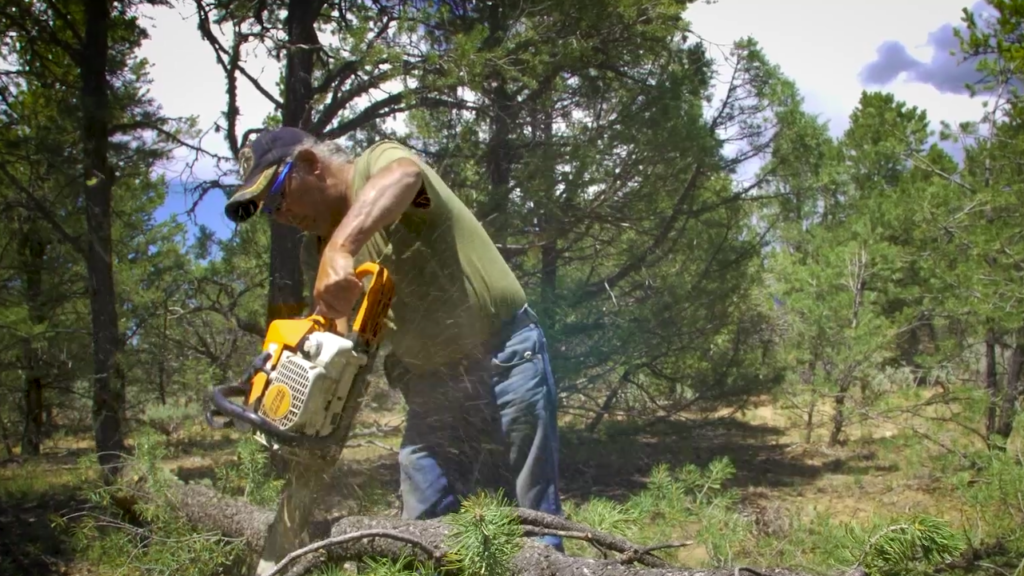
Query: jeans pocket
491 349 536 370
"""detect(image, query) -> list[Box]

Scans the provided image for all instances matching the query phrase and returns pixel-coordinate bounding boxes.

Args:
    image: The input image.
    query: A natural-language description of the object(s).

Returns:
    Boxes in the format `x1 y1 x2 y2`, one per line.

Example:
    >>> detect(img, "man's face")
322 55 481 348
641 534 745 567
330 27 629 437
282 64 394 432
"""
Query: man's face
267 150 337 235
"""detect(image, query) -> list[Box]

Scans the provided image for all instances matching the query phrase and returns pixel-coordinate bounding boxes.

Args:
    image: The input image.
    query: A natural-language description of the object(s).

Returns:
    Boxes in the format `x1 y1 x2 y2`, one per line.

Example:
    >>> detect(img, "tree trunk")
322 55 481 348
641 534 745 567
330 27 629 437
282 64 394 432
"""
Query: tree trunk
267 0 326 327
158 308 168 405
20 229 46 456
912 311 937 387
476 3 516 243
992 326 1024 448
0 415 14 458
830 249 865 447
82 0 126 481
133 471 820 576
21 371 44 456
804 392 816 445
481 79 514 242
802 355 818 444
828 386 847 447
984 328 999 445
537 104 558 316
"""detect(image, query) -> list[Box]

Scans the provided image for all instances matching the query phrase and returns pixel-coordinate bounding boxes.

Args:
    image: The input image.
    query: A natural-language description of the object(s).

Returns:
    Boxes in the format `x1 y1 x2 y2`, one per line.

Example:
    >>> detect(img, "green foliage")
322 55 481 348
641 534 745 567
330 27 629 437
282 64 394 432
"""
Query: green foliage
442 491 523 576
215 435 284 507
745 511 964 576
948 443 1024 559
56 430 244 576
564 458 751 567
853 516 965 576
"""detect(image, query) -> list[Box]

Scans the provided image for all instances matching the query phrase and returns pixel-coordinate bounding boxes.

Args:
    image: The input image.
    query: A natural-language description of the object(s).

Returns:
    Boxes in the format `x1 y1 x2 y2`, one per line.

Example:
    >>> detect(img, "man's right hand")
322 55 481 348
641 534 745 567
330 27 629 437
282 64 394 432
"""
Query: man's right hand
313 244 362 323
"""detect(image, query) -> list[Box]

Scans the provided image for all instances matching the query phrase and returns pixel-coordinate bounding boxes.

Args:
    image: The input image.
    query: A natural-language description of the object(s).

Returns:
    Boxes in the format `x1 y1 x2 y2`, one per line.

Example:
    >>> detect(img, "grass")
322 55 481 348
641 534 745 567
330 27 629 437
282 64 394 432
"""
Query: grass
1 382 1021 575
0 446 97 575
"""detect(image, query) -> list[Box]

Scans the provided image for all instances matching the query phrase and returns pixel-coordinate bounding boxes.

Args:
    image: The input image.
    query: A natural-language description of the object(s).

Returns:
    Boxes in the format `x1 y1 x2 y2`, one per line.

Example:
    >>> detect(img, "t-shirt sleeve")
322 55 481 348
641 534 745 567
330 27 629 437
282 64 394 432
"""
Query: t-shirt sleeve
365 141 433 211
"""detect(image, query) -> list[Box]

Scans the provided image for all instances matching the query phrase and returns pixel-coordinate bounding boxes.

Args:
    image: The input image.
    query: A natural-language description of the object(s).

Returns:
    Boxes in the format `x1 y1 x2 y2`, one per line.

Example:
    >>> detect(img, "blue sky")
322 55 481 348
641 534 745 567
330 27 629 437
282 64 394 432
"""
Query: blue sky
140 0 995 244
154 179 235 243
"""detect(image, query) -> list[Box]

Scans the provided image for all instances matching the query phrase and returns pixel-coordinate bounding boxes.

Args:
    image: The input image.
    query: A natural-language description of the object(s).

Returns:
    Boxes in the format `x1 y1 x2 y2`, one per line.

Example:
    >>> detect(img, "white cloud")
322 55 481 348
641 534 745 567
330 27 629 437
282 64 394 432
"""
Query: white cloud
138 3 281 181
686 0 988 136
139 0 992 175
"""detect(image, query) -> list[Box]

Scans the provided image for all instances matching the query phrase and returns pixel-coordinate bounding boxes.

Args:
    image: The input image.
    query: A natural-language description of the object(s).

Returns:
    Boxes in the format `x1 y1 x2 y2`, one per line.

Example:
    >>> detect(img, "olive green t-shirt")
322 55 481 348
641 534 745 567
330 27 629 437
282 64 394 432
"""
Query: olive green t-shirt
300 140 527 372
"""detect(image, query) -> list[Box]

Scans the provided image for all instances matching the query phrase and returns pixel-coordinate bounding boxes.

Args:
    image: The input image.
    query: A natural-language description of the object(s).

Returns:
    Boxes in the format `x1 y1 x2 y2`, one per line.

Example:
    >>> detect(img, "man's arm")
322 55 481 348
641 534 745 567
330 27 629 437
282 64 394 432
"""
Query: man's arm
326 157 424 256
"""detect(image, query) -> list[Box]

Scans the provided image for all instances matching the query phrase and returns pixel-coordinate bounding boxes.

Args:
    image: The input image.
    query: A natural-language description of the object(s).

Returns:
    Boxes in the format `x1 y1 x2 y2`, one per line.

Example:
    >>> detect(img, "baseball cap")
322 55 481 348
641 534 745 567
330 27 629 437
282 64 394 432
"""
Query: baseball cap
225 127 312 223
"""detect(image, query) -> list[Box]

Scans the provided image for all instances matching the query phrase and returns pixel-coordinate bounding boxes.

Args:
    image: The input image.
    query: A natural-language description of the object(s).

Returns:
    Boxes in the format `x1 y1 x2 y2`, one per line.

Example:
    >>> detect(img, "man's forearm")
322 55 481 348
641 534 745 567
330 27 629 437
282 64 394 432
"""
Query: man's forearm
328 157 423 255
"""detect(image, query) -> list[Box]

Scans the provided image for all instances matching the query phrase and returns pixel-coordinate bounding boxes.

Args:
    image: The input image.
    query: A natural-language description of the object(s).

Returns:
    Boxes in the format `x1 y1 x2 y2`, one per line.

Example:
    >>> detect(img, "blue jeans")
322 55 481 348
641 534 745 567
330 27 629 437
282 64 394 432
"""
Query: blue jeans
393 305 564 551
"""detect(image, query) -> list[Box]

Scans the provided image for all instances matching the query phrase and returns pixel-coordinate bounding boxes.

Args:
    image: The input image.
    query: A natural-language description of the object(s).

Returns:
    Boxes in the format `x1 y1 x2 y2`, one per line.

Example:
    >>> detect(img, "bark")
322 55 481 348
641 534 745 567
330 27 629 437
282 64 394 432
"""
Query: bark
802 355 817 445
267 0 326 327
481 78 515 242
20 229 46 456
0 415 14 458
803 394 816 445
140 473 821 576
537 105 558 315
21 372 43 456
830 249 866 448
828 390 846 448
158 310 168 405
983 328 999 443
477 3 517 243
992 326 1024 446
82 0 126 479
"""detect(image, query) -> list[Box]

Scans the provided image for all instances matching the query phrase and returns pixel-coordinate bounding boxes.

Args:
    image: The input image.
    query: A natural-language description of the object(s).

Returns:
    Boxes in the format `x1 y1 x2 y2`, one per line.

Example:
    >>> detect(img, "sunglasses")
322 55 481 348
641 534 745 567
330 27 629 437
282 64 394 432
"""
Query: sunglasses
260 161 293 216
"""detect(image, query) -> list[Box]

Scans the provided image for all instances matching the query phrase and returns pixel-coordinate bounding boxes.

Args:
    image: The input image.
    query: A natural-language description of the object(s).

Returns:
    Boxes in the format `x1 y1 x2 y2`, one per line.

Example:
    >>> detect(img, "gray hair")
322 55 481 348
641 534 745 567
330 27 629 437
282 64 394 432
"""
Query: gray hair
289 136 353 165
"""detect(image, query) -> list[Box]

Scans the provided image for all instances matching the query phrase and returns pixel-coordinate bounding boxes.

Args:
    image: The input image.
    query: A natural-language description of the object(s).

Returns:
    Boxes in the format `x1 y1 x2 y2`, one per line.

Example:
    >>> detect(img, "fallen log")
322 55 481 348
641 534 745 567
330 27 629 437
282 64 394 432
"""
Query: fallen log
134 471 832 576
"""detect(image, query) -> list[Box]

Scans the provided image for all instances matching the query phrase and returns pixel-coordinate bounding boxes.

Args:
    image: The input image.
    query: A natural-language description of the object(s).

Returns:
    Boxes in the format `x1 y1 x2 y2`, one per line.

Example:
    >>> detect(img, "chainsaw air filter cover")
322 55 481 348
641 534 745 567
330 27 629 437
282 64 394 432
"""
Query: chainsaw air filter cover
257 330 368 437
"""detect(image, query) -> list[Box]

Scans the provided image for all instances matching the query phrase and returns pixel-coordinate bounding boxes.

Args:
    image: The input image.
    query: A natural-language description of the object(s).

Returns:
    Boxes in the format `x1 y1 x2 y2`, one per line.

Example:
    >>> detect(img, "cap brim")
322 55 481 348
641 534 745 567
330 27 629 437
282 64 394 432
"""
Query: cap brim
225 165 278 223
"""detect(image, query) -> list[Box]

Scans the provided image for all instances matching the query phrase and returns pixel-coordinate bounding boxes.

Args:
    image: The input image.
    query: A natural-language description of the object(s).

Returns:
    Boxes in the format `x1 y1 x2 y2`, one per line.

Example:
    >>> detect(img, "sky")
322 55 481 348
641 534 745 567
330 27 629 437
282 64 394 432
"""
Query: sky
141 0 995 242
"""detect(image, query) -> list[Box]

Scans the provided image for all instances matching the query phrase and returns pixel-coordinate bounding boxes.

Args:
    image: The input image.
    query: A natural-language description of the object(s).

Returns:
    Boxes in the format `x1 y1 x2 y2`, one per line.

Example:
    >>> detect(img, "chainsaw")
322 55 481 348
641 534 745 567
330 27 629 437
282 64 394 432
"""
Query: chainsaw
206 261 394 448
205 261 395 575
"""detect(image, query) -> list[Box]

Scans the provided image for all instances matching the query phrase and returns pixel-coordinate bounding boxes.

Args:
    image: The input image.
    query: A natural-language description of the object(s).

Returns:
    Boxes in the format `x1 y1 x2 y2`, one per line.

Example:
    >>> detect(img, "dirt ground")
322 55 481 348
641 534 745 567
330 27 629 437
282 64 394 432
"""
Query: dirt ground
0 393 960 576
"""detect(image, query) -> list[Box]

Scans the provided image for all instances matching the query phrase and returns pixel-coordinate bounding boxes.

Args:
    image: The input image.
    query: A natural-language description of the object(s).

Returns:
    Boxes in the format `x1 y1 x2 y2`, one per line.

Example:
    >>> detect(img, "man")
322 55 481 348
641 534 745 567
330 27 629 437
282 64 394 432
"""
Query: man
224 127 565 551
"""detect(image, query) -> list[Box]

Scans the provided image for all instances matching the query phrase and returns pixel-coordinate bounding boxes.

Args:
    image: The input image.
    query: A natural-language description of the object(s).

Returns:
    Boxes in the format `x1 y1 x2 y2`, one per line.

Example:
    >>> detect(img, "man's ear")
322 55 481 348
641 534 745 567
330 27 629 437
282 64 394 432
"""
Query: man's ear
292 148 321 176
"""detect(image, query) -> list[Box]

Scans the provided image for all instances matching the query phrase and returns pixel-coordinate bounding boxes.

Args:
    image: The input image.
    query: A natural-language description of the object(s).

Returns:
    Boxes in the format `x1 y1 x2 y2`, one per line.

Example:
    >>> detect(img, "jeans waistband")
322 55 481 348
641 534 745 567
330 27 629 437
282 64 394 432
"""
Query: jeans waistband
492 304 539 348
512 304 539 332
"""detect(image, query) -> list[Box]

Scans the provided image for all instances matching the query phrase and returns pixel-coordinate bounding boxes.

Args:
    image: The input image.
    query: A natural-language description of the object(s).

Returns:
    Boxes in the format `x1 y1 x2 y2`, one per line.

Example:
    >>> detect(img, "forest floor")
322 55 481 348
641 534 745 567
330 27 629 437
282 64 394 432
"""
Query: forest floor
0 384 1008 575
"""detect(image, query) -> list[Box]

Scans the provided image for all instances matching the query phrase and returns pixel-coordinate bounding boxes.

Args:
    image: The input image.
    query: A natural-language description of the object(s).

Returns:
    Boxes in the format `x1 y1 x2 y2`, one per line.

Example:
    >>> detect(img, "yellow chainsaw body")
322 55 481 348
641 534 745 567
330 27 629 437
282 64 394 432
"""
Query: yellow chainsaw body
244 262 394 440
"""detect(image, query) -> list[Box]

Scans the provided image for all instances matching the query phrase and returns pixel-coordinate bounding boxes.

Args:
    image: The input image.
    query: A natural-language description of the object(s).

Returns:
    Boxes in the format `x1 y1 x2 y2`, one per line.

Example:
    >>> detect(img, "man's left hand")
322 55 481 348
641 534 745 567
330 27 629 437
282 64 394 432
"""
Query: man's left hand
313 246 363 325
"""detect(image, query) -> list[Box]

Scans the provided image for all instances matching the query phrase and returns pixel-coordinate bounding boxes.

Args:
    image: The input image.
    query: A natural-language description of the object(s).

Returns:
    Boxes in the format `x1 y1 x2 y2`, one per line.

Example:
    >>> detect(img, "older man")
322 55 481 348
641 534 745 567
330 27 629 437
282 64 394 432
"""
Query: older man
225 127 565 550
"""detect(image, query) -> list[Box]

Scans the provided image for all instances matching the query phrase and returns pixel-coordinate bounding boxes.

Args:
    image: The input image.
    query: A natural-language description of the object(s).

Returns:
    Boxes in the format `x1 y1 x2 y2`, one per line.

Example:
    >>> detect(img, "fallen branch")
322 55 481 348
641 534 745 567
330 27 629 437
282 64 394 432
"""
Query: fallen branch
124 468 827 576
514 507 677 568
264 529 445 576
349 422 403 438
618 542 695 566
347 440 398 453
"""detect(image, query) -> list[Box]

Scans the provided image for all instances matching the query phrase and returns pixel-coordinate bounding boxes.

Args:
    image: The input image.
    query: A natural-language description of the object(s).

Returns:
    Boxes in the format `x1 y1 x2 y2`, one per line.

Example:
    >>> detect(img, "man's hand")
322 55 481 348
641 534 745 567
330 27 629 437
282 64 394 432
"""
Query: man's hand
313 246 363 325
